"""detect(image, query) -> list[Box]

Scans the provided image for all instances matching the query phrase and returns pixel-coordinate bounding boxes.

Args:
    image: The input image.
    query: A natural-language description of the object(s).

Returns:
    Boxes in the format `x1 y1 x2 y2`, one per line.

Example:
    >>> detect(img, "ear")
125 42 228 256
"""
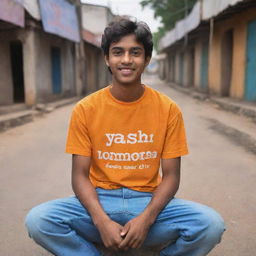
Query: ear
104 55 109 67
144 56 151 67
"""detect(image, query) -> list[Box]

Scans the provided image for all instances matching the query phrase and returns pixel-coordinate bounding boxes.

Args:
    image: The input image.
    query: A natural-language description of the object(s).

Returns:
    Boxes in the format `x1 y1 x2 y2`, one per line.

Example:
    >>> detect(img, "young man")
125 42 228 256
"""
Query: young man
25 18 225 256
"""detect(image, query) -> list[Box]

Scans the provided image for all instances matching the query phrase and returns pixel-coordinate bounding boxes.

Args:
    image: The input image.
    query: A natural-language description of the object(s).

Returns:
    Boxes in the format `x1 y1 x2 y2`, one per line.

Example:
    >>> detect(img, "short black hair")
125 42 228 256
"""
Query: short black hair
101 16 153 59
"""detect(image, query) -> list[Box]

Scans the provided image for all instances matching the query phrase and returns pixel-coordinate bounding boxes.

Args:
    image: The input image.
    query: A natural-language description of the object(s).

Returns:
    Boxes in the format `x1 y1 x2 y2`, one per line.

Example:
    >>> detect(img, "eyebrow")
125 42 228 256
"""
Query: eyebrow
110 46 143 51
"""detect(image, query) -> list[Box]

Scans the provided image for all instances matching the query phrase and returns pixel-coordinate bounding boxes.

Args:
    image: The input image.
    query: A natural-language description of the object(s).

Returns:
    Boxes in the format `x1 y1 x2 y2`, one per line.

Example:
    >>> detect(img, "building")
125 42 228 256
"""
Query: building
81 3 115 92
158 0 256 102
0 0 82 107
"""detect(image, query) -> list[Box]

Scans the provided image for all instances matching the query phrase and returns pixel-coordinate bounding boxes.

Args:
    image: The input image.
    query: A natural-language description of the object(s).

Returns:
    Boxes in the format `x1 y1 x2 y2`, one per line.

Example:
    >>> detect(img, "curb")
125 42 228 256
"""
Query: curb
169 82 256 122
205 118 256 155
0 110 33 132
169 82 256 155
0 97 80 133
210 98 256 122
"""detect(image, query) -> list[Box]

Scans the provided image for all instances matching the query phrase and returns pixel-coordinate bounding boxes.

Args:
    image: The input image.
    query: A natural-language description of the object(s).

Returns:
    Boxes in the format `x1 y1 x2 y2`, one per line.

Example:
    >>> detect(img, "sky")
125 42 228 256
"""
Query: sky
81 0 162 33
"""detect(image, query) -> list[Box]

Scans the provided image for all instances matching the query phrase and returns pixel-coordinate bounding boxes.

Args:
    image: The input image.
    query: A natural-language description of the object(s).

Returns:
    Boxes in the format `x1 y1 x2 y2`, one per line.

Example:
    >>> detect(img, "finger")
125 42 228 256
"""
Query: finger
119 235 132 249
137 239 145 249
120 223 130 237
110 243 121 252
130 238 140 249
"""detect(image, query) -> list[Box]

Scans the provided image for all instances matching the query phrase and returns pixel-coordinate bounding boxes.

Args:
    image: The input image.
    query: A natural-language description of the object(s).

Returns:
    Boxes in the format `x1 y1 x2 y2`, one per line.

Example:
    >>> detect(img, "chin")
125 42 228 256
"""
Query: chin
116 76 140 85
119 80 138 86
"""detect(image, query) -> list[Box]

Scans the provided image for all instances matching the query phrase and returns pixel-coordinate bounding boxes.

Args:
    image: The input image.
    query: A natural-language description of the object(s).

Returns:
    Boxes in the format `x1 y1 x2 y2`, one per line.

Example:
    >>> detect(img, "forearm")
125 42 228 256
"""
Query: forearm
141 175 179 224
72 174 110 226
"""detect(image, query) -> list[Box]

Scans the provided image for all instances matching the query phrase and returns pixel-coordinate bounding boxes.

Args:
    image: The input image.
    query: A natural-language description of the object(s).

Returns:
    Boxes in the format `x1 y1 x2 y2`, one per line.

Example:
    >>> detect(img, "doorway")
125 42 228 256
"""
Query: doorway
221 29 233 96
51 47 62 94
10 41 25 103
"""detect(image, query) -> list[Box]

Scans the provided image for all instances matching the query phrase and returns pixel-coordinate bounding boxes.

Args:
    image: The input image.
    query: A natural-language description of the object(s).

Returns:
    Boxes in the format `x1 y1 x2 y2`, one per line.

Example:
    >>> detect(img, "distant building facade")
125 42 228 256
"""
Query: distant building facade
1 0 112 108
81 3 115 92
158 0 256 102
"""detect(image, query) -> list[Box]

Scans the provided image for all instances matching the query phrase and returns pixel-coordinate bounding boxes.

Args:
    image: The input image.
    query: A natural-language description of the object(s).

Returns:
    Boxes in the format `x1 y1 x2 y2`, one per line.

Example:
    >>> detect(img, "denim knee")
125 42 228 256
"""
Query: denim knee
196 207 225 245
181 205 225 246
25 205 44 239
25 202 56 242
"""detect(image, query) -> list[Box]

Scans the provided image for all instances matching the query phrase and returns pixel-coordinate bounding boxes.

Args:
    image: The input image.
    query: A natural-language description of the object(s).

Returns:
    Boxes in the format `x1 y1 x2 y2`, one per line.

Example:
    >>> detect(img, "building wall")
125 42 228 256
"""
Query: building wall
209 7 256 99
0 28 25 105
0 40 13 104
84 42 99 93
0 25 76 105
34 30 76 102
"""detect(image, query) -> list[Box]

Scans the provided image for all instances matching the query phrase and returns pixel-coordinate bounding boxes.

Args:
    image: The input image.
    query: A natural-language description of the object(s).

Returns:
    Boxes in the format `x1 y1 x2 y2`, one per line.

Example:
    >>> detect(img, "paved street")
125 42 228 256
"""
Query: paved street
1 74 256 256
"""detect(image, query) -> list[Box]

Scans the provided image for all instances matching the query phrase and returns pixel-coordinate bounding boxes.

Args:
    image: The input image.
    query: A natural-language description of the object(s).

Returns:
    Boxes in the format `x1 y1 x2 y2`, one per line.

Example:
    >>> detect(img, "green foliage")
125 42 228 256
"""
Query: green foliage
141 0 197 50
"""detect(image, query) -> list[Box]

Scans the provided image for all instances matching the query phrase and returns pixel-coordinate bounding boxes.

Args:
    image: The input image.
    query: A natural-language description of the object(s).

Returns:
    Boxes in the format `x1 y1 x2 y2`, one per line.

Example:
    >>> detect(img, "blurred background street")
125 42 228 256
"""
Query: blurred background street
1 0 256 255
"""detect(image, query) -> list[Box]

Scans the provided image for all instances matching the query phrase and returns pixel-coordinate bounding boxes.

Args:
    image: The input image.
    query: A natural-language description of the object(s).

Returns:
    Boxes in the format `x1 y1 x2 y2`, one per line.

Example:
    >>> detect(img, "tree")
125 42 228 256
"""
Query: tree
140 0 197 50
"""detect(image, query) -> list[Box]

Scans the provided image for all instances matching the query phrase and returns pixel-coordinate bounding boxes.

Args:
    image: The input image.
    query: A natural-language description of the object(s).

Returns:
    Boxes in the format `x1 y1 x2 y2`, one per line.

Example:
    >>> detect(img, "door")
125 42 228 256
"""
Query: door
51 47 62 94
200 41 209 90
10 41 25 102
221 29 233 96
245 20 256 101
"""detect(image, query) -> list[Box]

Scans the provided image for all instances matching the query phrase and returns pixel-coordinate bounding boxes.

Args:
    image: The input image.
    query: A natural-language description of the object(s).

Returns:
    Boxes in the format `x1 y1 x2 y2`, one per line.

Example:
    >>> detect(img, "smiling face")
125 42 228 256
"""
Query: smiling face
105 34 151 87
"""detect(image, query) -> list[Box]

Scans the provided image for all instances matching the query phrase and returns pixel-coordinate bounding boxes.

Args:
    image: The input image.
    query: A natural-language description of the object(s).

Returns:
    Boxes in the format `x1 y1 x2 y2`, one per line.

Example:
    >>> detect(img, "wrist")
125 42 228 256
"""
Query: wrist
93 213 111 228
140 210 157 226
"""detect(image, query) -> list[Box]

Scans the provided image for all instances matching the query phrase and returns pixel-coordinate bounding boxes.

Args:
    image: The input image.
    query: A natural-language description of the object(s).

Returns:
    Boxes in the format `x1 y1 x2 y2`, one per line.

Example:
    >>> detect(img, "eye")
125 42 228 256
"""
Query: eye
131 49 141 56
112 50 122 56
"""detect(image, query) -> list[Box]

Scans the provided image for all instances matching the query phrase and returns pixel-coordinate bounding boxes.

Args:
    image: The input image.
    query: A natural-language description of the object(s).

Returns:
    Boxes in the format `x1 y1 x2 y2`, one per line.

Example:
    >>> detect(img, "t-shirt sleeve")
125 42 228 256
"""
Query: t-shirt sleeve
161 104 189 159
65 103 92 156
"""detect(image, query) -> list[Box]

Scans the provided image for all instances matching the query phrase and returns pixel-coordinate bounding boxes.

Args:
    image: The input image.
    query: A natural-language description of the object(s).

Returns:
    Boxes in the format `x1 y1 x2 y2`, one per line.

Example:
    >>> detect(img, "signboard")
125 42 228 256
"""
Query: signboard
39 0 80 42
0 0 25 27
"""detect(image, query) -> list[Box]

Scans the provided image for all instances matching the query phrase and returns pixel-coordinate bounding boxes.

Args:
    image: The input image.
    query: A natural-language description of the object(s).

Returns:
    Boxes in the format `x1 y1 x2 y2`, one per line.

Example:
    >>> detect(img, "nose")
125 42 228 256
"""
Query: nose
121 52 132 64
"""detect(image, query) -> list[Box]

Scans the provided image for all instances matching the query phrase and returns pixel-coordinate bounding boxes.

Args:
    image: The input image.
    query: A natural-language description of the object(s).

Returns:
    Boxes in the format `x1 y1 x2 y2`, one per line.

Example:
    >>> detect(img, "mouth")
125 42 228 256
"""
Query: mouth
118 67 135 75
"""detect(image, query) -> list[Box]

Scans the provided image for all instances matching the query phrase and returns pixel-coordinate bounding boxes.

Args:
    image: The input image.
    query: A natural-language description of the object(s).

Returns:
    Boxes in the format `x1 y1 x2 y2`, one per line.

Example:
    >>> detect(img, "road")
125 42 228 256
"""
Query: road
0 74 256 256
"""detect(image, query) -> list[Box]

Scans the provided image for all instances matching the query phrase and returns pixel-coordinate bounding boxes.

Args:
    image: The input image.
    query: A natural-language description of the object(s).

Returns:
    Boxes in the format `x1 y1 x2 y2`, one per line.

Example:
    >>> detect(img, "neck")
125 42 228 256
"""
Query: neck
110 80 144 102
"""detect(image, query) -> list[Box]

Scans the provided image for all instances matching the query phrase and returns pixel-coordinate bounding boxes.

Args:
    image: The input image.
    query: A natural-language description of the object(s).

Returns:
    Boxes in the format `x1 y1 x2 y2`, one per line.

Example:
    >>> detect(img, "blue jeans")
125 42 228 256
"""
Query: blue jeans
25 188 225 256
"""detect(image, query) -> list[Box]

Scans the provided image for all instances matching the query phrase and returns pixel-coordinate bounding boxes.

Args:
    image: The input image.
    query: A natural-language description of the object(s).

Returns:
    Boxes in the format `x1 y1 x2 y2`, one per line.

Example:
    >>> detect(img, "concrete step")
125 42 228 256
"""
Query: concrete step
0 97 80 132
169 82 256 123
204 117 256 155
0 103 29 115
210 97 256 122
0 110 34 132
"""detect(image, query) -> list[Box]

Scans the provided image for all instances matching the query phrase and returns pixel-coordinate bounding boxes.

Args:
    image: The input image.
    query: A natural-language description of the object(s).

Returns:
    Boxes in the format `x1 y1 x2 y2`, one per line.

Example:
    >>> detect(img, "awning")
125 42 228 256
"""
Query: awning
82 29 102 47
0 0 25 27
22 0 41 20
159 2 200 51
202 0 245 20
39 0 80 42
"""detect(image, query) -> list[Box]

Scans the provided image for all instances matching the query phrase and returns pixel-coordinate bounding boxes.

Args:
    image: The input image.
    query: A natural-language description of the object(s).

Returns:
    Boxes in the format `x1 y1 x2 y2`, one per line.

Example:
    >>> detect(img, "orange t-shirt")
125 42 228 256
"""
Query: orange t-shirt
66 85 188 192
